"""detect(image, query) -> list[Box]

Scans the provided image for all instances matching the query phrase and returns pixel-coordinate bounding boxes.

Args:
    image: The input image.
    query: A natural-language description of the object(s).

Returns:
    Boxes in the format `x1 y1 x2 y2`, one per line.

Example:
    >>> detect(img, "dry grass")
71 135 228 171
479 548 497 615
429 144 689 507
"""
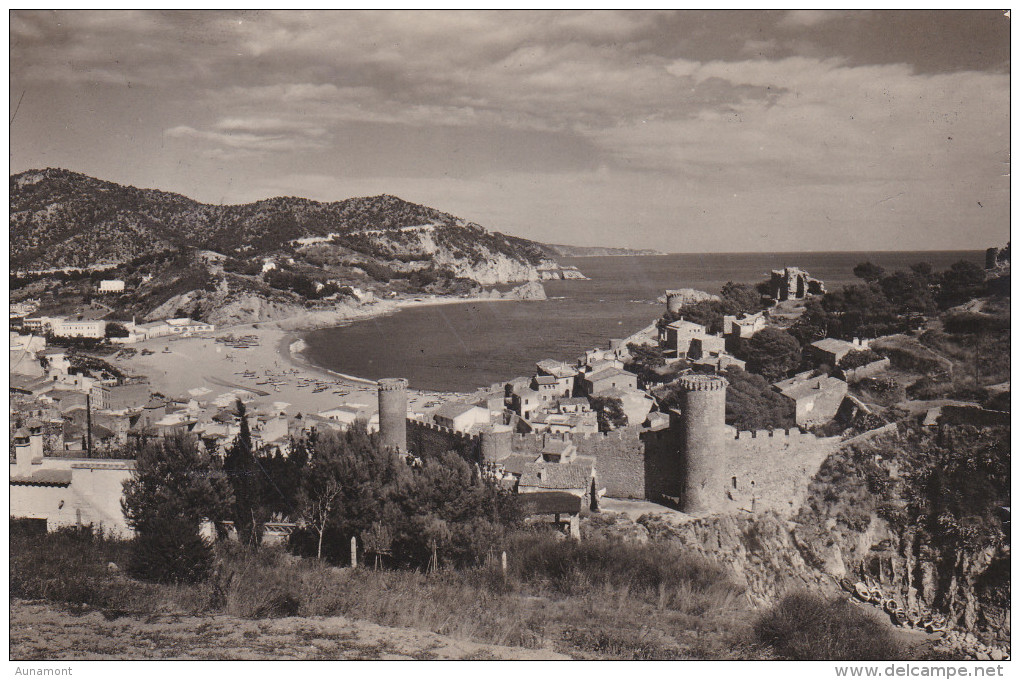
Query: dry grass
11 522 758 659
753 591 905 660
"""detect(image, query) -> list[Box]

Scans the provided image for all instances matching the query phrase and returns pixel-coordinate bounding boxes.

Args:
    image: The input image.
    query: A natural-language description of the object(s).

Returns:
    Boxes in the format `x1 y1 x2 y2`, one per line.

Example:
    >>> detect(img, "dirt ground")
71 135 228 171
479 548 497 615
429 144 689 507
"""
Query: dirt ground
10 599 568 661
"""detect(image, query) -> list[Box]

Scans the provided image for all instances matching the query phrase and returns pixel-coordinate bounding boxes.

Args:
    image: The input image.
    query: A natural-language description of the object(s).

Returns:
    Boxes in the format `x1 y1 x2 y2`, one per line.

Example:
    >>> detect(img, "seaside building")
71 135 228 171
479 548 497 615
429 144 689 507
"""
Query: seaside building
9 421 135 537
578 366 638 396
433 401 490 432
53 319 106 339
98 279 125 294
773 373 848 427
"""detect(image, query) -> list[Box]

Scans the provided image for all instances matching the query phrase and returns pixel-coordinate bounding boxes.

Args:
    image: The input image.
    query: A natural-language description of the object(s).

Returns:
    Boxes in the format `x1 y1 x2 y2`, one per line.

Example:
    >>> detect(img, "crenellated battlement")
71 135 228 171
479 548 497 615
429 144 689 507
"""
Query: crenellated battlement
378 378 408 392
407 417 481 443
678 374 728 392
732 427 808 441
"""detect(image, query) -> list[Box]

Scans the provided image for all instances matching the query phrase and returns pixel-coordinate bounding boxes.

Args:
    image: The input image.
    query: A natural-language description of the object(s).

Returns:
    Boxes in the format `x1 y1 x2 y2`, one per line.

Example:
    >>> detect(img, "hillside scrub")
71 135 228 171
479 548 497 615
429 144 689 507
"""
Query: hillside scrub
754 592 904 660
10 522 755 659
794 422 1010 636
790 260 988 343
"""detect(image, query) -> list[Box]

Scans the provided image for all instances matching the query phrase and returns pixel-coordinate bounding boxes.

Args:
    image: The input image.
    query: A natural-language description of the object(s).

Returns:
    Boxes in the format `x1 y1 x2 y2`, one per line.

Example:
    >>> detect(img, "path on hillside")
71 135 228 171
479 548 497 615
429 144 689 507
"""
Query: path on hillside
11 600 568 661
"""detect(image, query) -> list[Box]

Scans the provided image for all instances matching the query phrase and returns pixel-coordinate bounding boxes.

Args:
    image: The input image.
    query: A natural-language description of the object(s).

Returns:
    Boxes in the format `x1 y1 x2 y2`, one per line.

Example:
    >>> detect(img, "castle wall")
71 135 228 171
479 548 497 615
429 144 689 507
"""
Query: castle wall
838 358 891 383
406 418 481 461
641 426 683 504
510 429 647 498
723 429 841 515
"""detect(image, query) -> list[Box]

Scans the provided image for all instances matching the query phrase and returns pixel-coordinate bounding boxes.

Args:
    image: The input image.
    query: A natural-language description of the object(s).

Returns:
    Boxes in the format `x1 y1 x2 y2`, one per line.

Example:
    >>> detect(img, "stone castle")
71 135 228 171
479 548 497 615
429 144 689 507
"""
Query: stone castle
377 375 839 516
769 267 825 301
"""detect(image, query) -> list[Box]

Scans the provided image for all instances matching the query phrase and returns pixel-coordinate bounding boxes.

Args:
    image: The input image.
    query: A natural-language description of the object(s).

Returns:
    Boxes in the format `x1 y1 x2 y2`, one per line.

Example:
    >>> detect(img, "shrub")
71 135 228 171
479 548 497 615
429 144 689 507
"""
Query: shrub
128 518 213 584
215 545 300 618
11 525 129 607
838 349 884 371
753 591 903 660
507 533 740 610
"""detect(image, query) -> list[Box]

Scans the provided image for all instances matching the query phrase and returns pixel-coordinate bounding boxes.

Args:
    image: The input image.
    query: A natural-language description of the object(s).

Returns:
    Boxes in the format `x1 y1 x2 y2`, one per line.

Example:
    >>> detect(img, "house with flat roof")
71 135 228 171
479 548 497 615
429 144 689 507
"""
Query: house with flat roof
806 338 869 367
579 367 638 396
773 374 848 427
9 423 135 537
433 401 490 432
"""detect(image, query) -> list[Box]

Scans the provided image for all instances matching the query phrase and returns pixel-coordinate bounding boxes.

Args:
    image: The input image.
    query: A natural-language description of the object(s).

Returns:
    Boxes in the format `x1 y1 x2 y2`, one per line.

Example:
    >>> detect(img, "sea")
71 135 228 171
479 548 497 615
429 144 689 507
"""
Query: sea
302 251 983 393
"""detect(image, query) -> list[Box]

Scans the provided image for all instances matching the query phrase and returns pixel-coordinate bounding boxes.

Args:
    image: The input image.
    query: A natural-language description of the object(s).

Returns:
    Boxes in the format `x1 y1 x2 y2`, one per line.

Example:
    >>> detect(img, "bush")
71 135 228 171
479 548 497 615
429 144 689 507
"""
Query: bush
128 519 213 584
11 525 131 607
507 532 740 610
215 545 300 618
838 349 884 371
753 591 903 660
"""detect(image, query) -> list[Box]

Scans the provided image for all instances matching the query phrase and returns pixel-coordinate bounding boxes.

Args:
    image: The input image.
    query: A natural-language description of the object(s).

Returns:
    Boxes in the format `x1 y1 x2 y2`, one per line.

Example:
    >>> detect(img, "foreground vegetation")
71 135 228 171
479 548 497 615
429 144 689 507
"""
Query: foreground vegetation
13 521 926 660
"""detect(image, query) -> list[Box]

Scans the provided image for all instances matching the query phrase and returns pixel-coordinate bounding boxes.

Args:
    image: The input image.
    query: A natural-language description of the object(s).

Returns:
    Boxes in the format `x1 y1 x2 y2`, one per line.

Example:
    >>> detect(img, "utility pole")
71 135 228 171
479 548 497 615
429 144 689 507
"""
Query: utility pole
86 392 93 458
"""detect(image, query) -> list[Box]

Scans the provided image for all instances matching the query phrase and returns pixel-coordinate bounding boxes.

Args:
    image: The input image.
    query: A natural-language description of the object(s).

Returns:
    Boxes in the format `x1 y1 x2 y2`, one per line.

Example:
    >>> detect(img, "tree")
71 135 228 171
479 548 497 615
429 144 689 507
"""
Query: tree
105 321 130 338
292 425 520 569
589 395 628 432
852 261 885 283
788 298 834 347
305 478 342 560
721 366 796 431
735 327 803 383
721 281 765 314
223 400 269 547
121 434 232 583
937 260 986 309
624 342 670 387
878 271 935 315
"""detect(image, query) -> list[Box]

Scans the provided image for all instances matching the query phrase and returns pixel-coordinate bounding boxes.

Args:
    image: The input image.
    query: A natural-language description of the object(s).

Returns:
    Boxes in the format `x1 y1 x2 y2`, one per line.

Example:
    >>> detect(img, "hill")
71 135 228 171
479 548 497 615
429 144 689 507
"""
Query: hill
10 169 604 323
10 168 555 276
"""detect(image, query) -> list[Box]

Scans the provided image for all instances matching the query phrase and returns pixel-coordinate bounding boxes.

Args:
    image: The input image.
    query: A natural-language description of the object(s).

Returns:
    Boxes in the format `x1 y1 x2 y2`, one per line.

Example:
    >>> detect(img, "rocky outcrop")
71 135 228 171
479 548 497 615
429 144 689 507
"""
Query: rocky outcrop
501 281 547 300
145 290 306 326
638 512 838 606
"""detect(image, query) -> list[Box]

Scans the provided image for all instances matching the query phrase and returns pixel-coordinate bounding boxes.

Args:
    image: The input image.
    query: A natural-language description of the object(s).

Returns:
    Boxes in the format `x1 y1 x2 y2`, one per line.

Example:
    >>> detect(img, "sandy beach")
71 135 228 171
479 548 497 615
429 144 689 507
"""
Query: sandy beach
111 295 512 415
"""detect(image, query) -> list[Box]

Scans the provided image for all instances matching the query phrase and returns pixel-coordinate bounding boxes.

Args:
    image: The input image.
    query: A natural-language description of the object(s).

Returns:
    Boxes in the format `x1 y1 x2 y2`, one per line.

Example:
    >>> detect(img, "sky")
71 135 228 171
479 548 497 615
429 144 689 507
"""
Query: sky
9 10 1011 253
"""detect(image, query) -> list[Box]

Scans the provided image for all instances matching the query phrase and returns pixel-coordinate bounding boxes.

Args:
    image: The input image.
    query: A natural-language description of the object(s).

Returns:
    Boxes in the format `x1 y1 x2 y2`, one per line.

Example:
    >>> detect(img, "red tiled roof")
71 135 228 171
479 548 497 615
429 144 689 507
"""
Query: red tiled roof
519 460 594 490
10 469 72 486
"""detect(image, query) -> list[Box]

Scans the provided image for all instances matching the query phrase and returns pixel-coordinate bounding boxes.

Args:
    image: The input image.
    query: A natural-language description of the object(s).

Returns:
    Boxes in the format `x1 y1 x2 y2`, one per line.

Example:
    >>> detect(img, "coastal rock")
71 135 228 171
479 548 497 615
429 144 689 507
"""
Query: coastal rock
659 288 720 312
502 281 547 301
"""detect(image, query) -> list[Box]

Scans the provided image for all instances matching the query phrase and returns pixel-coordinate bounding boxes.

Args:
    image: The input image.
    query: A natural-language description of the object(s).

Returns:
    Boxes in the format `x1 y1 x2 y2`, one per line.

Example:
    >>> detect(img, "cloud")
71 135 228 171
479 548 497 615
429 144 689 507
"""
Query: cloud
165 118 327 158
777 10 853 29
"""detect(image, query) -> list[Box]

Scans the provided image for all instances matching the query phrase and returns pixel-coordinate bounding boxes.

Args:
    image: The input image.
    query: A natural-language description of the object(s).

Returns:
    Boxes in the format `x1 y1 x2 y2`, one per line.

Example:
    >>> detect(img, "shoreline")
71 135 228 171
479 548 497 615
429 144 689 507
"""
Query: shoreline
111 293 532 414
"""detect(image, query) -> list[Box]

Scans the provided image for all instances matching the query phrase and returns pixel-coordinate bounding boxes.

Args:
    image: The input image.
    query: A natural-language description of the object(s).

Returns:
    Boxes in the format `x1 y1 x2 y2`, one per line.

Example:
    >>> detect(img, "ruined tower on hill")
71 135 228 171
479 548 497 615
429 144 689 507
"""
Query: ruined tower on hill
769 267 825 301
678 374 728 513
377 378 408 453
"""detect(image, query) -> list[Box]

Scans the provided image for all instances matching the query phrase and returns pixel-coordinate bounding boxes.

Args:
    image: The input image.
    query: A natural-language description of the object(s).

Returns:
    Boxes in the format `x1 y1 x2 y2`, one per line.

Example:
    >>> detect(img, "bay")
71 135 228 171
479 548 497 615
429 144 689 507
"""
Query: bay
302 250 983 392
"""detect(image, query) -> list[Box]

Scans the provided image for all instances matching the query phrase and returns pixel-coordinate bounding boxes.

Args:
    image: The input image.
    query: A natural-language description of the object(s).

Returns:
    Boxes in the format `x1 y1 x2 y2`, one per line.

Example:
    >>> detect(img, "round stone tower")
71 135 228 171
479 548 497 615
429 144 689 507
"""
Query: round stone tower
678 374 728 513
377 378 408 453
665 291 686 315
480 425 513 464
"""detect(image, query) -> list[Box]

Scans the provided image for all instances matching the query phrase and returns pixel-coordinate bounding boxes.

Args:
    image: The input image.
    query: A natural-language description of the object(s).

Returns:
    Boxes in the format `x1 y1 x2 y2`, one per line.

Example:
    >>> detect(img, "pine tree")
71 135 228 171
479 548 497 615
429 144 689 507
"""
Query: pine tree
223 400 268 547
121 433 231 583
